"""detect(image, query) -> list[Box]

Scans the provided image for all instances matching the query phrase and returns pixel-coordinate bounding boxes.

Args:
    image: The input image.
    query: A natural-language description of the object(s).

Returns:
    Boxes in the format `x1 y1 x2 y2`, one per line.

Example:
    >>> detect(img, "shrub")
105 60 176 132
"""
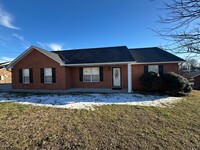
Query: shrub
163 72 192 95
139 72 192 95
139 72 163 92
183 83 193 93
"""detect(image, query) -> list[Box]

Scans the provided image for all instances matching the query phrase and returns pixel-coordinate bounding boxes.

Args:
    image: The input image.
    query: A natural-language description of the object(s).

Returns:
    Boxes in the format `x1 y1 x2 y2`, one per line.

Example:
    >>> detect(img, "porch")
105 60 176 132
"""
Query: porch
0 85 128 93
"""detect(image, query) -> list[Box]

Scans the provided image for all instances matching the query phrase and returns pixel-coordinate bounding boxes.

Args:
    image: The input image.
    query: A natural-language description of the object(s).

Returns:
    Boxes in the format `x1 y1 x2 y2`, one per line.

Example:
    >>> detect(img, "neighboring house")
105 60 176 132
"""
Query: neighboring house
181 70 200 85
0 62 12 84
193 74 200 90
9 46 184 93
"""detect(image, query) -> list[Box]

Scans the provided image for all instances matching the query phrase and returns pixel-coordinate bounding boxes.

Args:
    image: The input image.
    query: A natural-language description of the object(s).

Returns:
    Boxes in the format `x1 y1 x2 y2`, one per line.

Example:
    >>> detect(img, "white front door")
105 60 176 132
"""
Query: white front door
112 68 121 87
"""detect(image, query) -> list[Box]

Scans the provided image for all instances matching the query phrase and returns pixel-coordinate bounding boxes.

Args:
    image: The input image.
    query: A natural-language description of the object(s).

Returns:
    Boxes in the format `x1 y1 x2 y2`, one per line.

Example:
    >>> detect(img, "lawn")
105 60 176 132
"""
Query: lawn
0 91 200 149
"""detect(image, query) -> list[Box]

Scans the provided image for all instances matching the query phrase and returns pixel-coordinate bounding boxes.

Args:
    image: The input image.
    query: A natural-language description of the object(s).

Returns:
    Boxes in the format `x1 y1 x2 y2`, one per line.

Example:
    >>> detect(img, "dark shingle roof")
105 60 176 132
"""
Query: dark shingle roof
9 46 185 68
129 47 184 63
52 46 135 64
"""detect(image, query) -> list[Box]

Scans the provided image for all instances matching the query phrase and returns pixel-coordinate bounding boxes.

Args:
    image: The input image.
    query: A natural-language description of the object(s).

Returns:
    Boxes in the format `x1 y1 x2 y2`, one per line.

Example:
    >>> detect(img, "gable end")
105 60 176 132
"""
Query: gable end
9 46 63 68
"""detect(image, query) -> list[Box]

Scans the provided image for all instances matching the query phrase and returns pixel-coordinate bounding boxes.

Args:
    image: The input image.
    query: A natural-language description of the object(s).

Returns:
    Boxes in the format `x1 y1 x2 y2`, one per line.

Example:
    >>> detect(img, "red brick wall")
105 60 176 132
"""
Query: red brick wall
132 63 179 90
194 75 200 89
12 49 66 90
65 67 71 89
0 68 12 84
164 63 179 73
70 65 128 88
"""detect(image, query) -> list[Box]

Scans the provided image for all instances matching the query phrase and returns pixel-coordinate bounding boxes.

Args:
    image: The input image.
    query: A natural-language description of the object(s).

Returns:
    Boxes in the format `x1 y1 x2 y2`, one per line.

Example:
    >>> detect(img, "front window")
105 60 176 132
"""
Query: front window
83 67 100 82
22 69 30 84
44 68 53 84
148 65 159 73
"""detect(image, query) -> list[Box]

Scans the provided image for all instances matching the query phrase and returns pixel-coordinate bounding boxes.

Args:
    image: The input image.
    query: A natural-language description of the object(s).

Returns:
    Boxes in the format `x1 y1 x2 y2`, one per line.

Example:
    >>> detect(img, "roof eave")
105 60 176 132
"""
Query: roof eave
132 61 185 65
60 61 185 67
60 61 136 67
192 74 200 78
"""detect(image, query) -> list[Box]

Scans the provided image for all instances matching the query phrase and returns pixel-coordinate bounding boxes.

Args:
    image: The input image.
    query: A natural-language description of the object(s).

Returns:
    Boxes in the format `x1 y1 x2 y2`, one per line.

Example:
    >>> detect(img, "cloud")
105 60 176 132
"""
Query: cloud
0 5 19 30
12 33 24 41
21 42 29 49
37 42 63 51
36 42 46 48
12 33 29 49
47 43 63 51
0 56 14 63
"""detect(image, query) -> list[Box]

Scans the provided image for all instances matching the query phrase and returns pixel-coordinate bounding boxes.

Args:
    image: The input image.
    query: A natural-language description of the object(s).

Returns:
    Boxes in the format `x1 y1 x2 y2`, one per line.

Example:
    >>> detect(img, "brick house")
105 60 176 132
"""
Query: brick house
9 46 184 92
0 62 12 84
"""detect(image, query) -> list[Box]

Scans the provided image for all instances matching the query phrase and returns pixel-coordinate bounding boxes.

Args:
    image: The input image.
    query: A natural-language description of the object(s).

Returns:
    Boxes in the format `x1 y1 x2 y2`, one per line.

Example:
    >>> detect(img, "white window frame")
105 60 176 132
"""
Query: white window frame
0 75 2 80
22 69 30 84
44 68 53 84
148 65 159 73
83 67 100 82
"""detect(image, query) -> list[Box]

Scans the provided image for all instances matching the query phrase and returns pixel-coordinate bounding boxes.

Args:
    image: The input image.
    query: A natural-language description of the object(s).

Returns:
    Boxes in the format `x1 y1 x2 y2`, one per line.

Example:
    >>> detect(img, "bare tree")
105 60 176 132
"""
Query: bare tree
187 58 198 67
156 0 200 56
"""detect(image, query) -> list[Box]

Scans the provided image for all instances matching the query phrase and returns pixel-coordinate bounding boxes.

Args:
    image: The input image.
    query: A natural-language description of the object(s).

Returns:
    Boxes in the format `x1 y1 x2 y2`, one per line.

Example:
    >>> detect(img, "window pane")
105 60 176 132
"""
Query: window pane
45 76 52 83
23 77 30 83
44 68 52 76
23 69 30 83
148 65 159 73
92 67 99 75
83 67 100 82
92 75 100 82
83 68 91 75
83 75 91 82
23 69 29 76
44 68 52 83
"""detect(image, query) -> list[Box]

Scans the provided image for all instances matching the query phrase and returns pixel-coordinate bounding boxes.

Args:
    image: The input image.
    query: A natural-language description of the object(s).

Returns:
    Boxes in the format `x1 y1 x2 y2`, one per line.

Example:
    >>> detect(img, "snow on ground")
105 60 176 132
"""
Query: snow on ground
0 92 182 110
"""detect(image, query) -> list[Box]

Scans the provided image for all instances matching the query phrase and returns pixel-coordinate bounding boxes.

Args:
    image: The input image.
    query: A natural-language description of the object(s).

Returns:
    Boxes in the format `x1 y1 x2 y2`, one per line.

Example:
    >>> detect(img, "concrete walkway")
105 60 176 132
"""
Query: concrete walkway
0 84 128 93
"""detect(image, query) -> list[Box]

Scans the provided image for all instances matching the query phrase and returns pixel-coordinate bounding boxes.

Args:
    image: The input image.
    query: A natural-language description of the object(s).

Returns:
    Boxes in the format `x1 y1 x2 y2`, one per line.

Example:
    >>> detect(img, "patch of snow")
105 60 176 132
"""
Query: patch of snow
0 92 182 110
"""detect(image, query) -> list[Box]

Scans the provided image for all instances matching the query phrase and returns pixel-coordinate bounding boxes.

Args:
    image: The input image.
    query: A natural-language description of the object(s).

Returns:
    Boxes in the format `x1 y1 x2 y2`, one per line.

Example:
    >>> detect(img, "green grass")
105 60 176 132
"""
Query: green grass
0 91 200 149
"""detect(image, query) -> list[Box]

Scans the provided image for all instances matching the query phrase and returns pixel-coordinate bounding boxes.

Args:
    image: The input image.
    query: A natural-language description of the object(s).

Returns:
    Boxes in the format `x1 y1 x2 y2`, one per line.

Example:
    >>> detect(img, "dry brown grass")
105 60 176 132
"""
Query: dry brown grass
0 91 200 149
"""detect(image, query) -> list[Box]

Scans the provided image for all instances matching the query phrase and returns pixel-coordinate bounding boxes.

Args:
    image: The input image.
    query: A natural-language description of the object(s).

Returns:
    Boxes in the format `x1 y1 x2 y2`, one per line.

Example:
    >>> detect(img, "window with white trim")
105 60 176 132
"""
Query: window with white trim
22 69 30 84
83 67 100 82
44 68 53 84
148 65 159 73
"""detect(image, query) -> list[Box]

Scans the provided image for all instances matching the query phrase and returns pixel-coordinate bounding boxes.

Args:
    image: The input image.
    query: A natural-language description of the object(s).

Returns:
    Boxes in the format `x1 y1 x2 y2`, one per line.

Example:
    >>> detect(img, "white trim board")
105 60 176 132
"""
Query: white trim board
61 61 136 67
61 61 184 67
132 61 185 65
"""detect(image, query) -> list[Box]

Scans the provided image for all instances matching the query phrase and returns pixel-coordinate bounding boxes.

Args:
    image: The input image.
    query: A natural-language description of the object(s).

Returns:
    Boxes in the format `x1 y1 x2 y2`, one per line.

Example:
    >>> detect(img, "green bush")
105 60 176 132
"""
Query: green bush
139 72 163 92
163 72 192 95
139 72 192 95
183 83 193 93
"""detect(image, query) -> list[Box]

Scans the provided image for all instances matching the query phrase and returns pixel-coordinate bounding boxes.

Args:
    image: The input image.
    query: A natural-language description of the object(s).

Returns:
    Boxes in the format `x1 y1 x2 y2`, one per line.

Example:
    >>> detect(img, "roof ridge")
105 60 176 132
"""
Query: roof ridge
52 46 128 52
129 47 159 50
